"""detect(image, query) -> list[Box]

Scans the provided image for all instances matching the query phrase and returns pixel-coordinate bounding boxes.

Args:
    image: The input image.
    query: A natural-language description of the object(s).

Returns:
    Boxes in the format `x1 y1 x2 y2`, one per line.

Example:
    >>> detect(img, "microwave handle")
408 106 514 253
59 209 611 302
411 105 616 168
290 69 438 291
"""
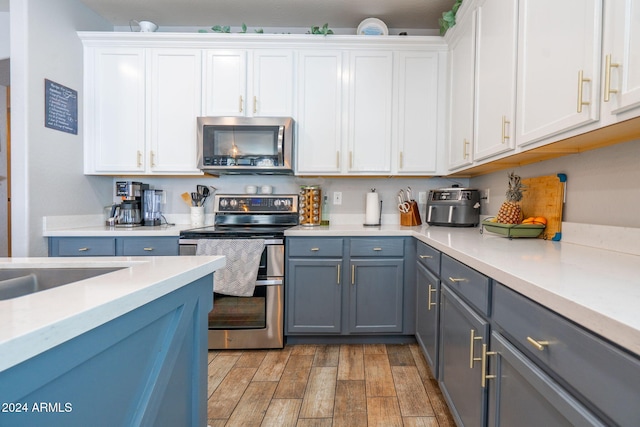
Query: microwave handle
277 125 284 167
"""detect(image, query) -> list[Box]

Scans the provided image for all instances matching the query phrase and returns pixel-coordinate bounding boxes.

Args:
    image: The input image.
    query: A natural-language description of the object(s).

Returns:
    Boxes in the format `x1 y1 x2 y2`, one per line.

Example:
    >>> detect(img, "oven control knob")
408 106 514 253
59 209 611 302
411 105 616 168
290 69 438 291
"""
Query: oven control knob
274 199 281 207
220 199 228 208
229 199 238 208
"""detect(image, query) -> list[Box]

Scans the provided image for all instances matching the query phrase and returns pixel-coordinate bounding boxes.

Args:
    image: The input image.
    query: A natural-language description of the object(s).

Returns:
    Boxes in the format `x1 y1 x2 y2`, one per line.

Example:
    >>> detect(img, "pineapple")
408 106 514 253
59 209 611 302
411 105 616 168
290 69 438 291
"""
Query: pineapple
496 172 525 224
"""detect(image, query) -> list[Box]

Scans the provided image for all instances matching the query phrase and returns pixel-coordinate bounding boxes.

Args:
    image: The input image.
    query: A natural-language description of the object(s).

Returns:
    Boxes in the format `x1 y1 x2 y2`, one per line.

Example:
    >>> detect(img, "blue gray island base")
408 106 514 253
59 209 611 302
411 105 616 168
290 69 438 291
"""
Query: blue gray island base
0 274 213 427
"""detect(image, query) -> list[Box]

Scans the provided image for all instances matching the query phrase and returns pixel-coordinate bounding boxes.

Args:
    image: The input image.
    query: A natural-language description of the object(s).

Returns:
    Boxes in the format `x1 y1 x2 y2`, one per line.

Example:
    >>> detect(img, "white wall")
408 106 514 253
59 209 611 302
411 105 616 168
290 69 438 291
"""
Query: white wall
11 0 112 256
470 138 640 228
0 11 9 59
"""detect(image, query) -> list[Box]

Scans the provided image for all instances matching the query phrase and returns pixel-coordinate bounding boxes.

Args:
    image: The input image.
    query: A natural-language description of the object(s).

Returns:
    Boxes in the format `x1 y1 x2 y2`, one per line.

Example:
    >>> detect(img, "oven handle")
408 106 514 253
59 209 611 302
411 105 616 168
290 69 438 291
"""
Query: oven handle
255 278 283 286
179 238 284 246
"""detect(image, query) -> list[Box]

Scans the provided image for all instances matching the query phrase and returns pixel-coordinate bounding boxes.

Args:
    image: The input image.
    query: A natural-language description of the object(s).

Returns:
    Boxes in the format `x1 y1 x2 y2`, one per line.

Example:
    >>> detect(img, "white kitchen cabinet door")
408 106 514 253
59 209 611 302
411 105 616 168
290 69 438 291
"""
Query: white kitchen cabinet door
602 0 640 119
295 50 344 174
394 51 442 175
447 9 476 170
250 50 294 117
473 0 518 161
148 49 202 174
347 51 393 173
202 50 247 116
516 0 603 147
85 48 146 174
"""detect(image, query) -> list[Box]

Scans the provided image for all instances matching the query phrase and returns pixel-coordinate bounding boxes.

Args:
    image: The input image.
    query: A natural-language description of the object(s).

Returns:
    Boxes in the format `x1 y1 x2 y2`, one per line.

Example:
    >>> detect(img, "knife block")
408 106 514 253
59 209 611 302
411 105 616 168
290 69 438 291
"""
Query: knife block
400 201 422 226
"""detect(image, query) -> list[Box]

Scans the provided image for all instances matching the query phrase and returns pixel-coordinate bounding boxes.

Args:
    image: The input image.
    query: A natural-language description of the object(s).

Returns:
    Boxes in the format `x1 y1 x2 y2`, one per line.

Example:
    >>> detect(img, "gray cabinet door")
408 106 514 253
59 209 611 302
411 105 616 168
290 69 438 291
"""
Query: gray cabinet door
488 332 605 427
286 258 342 334
416 262 439 378
349 258 404 333
439 285 489 427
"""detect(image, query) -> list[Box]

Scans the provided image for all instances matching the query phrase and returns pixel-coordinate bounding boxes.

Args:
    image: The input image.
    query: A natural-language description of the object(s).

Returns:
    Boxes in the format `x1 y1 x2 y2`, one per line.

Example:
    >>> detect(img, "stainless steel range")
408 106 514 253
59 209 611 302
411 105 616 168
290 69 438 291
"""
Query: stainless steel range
179 194 298 350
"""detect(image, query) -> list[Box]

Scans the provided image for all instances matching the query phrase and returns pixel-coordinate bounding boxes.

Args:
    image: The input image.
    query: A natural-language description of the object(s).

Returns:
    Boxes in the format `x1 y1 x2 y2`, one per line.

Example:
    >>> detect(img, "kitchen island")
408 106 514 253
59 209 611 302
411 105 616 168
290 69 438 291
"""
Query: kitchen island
0 255 225 427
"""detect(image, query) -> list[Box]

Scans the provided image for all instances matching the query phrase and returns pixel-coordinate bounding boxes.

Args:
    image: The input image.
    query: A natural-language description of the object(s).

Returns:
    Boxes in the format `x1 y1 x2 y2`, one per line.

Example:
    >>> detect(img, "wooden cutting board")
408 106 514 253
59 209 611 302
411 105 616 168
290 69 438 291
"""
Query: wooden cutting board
520 174 567 241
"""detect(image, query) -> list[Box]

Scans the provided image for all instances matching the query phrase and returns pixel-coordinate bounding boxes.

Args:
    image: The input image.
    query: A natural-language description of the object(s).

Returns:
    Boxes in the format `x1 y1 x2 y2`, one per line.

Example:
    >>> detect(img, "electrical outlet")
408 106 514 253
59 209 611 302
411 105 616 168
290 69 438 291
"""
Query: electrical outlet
418 191 427 204
333 192 342 205
482 189 490 204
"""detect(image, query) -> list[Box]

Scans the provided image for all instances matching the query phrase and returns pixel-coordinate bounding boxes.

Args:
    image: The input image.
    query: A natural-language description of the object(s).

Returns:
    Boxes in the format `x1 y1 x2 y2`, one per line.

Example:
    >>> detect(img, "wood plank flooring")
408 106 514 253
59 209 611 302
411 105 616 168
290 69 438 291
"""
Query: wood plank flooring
207 343 455 427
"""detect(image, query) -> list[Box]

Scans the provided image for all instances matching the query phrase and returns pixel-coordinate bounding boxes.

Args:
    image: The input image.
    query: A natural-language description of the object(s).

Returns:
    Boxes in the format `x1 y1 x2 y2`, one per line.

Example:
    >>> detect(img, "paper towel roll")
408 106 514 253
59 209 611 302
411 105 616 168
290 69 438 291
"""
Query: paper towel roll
365 191 380 225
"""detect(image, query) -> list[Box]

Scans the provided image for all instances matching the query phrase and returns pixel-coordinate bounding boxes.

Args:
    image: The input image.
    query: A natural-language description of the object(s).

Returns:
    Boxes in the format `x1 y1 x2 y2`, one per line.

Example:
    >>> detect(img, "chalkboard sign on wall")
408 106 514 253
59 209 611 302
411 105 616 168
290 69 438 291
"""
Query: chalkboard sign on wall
45 79 78 135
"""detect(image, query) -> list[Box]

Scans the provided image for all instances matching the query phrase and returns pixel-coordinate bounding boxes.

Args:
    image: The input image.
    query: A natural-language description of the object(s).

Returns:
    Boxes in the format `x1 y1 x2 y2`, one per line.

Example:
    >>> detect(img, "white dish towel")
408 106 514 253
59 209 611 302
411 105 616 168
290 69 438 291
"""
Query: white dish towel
196 239 265 297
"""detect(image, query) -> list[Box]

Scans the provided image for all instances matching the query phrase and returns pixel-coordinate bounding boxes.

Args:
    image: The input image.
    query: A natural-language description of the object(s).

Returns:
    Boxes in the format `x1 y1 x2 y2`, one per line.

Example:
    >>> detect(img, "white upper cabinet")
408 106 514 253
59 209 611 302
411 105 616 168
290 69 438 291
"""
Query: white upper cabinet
447 7 476 170
148 49 202 174
296 50 345 174
516 0 603 147
394 51 443 175
602 0 640 120
84 47 146 174
347 51 394 173
83 46 202 175
473 0 518 161
203 49 293 117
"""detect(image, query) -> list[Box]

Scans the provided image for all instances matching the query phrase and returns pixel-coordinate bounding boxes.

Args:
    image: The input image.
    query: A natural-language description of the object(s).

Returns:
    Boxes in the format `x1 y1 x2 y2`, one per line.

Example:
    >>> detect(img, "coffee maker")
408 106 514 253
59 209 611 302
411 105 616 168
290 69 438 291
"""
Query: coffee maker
112 181 147 227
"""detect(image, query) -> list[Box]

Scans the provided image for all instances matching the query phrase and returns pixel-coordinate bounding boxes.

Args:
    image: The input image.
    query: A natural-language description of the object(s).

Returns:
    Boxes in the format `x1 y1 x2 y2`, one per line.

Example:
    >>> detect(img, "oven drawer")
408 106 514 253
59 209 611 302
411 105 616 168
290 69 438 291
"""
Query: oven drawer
350 238 404 257
287 238 343 257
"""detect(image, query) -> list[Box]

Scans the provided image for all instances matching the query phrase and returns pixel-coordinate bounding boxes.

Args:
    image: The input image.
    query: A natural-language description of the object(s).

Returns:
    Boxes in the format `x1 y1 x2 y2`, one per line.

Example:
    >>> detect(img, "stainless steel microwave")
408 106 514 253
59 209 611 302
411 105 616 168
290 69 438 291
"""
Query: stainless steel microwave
197 116 294 174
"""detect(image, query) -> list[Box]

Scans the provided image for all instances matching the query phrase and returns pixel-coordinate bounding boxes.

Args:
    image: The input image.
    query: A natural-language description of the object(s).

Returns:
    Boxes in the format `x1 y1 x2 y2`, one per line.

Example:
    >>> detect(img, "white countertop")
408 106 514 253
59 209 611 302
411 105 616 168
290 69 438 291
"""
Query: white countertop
0 255 226 372
286 224 640 356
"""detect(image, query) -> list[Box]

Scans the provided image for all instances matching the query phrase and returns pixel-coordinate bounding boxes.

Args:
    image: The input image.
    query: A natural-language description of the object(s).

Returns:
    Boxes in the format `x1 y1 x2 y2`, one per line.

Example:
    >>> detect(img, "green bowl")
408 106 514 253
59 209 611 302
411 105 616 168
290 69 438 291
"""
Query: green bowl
481 219 545 238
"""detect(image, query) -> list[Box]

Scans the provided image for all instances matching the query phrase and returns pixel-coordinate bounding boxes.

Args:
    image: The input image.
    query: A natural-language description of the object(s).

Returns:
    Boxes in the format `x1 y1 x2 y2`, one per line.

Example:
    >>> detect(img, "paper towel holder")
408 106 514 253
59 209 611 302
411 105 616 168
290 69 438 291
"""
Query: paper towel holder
364 188 382 227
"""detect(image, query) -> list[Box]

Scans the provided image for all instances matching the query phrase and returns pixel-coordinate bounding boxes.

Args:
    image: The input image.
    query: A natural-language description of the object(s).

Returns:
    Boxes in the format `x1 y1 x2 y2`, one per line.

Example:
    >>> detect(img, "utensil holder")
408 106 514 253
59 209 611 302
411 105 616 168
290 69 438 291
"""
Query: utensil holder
190 206 205 227
400 201 422 226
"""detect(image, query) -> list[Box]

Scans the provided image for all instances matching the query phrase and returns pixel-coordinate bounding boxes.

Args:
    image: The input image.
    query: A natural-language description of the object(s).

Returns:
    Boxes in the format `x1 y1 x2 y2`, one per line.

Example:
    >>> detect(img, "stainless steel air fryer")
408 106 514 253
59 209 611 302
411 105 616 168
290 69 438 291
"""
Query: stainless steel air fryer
426 187 481 227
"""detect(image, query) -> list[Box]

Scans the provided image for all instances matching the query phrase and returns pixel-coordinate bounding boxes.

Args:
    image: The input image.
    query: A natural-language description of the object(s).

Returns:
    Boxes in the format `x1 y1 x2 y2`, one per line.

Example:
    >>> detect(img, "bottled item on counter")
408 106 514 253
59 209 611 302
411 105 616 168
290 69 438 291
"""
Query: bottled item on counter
321 195 330 226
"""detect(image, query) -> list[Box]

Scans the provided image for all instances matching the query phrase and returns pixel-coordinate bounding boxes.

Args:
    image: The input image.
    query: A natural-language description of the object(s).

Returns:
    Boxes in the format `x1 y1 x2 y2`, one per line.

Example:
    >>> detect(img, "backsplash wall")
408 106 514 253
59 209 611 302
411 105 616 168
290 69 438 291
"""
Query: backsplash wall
469 138 640 228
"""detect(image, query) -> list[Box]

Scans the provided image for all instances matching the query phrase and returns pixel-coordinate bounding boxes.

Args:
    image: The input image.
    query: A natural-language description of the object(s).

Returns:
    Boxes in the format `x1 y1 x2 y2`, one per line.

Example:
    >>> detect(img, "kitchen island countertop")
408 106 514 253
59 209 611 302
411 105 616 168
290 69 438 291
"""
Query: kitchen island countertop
286 224 640 357
0 255 225 372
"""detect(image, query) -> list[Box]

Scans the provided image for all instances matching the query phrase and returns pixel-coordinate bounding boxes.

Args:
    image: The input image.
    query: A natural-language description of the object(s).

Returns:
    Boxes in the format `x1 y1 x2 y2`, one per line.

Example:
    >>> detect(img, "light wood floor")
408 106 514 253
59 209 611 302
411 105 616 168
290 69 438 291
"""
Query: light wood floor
206 343 455 427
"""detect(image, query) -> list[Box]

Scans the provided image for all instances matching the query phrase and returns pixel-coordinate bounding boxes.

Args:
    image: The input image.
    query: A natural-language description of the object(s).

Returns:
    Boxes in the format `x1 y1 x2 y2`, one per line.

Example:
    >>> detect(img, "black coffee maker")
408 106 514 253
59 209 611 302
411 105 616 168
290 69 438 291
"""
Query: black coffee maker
111 181 148 227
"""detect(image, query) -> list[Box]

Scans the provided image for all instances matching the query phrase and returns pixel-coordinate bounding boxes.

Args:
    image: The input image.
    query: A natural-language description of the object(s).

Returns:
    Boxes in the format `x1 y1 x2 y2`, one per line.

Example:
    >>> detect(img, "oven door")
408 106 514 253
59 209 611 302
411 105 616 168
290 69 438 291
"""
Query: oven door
179 238 285 349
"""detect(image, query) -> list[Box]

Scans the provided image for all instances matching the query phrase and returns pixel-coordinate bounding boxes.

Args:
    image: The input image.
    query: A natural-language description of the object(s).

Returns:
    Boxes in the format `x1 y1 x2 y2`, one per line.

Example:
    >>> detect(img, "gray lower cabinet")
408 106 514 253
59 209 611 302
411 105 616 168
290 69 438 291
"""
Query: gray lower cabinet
49 236 179 257
286 236 409 336
415 261 439 377
349 258 404 333
487 332 605 427
439 285 489 427
286 258 343 333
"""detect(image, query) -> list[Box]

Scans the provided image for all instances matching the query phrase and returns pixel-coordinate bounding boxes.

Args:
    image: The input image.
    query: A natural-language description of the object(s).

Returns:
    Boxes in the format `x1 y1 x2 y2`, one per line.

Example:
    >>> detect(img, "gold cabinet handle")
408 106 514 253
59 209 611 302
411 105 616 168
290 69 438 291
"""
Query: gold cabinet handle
239 95 244 113
349 151 353 169
448 277 466 283
253 95 257 114
143 247 154 251
526 336 550 351
399 151 403 169
577 70 591 113
310 247 320 252
150 150 156 167
336 151 340 168
351 264 355 285
336 264 341 285
419 255 433 259
604 54 619 102
469 329 483 368
463 139 470 159
373 247 382 251
137 150 142 167
501 116 510 143
427 284 437 310
481 343 497 388
78 247 89 252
